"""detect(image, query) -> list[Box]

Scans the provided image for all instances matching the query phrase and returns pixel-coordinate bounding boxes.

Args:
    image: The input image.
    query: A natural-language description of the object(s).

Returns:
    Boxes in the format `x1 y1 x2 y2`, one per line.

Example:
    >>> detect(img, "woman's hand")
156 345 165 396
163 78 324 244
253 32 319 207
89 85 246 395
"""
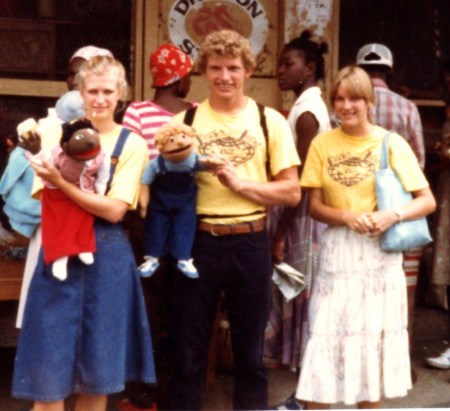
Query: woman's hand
342 210 374 234
30 158 64 187
366 210 399 237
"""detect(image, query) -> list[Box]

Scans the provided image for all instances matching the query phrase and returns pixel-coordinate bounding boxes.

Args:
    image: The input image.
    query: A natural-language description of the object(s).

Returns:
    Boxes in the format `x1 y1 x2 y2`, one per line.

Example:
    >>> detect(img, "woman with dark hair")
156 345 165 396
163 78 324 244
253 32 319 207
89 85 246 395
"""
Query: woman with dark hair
266 30 330 410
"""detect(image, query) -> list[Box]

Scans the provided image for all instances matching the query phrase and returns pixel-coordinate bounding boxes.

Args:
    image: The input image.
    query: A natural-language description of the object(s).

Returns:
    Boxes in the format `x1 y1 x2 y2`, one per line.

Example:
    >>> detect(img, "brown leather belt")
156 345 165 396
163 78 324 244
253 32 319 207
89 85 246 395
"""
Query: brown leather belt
197 217 266 236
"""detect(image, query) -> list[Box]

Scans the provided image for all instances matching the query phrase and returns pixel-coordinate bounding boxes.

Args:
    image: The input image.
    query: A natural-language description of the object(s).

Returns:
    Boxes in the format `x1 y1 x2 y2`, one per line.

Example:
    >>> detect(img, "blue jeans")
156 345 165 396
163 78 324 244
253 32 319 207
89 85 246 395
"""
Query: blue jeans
168 229 272 410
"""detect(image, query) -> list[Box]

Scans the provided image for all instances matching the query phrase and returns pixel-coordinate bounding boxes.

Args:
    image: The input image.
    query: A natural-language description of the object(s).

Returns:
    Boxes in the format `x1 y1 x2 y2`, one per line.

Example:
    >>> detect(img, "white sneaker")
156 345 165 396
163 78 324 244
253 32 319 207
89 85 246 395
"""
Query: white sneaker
138 256 159 277
177 259 199 279
426 347 450 369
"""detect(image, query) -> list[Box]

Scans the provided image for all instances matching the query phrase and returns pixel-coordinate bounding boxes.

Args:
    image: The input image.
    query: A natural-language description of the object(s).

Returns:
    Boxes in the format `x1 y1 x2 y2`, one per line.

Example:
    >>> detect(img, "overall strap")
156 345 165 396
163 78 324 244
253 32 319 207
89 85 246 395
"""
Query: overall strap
105 127 131 194
380 131 393 170
157 155 167 173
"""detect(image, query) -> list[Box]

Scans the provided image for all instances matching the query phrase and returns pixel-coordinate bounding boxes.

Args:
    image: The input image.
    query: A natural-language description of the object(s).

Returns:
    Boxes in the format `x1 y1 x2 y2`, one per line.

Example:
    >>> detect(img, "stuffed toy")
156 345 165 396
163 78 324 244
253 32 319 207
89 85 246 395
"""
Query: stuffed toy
0 92 85 241
0 122 41 238
27 119 108 281
138 122 224 278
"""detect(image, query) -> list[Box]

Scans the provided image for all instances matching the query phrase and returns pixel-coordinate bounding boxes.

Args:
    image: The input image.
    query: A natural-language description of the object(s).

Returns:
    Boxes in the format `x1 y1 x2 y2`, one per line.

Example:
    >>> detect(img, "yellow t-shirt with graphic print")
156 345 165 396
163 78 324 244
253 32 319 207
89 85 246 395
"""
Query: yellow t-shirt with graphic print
300 125 429 213
173 98 300 224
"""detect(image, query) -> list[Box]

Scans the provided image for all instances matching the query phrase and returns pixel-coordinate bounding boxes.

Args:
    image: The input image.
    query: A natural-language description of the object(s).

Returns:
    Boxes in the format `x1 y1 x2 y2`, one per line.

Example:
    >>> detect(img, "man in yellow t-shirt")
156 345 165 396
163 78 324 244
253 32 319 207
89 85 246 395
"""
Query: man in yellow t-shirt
169 30 300 411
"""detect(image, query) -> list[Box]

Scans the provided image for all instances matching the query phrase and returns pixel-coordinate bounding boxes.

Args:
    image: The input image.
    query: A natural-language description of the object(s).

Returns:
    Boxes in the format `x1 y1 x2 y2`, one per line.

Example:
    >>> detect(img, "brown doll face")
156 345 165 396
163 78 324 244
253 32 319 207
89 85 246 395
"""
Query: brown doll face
160 132 194 163
62 128 101 160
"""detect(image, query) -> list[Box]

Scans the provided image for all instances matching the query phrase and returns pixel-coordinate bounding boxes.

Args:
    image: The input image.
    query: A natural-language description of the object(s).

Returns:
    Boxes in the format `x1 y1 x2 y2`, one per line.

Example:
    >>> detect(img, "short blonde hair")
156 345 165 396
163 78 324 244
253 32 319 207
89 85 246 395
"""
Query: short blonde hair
154 123 197 151
330 65 375 108
197 30 256 73
76 56 128 99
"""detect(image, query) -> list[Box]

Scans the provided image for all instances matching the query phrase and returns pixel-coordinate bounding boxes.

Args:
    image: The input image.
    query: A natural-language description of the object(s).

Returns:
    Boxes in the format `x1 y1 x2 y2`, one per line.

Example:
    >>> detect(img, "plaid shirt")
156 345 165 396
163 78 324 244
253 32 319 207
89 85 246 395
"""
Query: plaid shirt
371 78 425 168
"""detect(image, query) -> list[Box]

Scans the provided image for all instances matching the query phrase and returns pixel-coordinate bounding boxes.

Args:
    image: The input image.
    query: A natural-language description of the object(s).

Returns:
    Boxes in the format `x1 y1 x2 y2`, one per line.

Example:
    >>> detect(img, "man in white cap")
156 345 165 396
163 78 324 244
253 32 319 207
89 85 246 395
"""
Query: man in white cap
357 43 425 383
357 43 425 167
67 45 114 90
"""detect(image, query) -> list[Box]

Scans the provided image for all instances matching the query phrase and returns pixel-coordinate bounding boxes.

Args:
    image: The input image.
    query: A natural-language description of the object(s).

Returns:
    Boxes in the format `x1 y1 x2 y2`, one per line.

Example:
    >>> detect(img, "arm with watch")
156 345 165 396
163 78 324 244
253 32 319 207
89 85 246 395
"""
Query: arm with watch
307 186 435 237
366 186 435 238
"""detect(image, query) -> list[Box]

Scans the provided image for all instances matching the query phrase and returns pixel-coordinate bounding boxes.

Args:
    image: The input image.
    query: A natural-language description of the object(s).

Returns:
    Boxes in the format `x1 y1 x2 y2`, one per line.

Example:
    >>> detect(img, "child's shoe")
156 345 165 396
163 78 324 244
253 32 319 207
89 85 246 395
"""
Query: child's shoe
177 259 199 279
138 256 159 277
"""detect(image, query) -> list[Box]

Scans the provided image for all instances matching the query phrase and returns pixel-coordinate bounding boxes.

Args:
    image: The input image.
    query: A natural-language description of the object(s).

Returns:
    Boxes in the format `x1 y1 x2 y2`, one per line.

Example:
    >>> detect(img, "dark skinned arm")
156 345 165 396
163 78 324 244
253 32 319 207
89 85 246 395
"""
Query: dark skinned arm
271 111 319 263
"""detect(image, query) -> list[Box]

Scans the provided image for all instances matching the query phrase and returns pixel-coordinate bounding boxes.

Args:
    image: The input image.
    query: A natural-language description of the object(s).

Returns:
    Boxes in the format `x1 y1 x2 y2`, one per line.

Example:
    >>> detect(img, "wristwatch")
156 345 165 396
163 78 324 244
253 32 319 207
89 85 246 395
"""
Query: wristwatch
393 208 403 223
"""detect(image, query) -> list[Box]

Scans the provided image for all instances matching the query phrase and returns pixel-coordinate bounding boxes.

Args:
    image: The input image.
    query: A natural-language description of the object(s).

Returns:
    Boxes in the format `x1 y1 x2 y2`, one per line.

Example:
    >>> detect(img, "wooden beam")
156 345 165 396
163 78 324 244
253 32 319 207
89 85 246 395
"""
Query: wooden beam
0 79 66 97
142 0 160 101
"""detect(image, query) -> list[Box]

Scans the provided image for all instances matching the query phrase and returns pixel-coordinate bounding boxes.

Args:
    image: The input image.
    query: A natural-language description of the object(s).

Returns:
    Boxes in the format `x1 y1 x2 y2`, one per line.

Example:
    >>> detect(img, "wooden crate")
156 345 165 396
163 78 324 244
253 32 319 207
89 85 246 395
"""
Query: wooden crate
0 259 24 301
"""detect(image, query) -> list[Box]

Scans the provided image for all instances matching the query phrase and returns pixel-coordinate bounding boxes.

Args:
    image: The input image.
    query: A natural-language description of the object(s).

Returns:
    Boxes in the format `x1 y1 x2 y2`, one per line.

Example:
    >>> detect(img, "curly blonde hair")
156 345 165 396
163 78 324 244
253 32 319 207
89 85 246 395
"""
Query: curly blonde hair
197 29 256 73
154 123 197 151
76 56 128 99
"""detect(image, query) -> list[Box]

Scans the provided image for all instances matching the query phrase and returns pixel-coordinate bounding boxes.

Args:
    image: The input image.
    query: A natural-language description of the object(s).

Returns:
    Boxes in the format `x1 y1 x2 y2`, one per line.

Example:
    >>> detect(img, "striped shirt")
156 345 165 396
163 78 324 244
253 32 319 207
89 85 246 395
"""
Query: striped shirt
371 78 425 168
122 101 174 160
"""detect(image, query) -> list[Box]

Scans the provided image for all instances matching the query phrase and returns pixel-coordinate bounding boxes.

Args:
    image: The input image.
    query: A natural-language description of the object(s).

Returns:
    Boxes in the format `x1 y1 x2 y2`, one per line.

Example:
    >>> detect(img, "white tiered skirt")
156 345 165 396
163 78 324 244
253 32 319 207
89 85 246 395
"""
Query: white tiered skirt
297 226 412 405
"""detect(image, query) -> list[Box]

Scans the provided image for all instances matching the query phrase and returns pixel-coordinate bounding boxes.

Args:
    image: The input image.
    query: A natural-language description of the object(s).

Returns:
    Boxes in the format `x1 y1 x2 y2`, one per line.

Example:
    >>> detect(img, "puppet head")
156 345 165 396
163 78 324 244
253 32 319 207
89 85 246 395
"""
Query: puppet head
155 123 197 163
60 119 100 161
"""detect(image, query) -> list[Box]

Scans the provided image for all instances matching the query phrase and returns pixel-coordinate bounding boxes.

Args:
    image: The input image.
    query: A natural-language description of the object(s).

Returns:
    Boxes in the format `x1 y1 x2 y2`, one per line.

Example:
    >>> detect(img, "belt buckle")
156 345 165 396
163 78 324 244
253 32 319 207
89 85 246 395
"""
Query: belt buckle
210 224 220 236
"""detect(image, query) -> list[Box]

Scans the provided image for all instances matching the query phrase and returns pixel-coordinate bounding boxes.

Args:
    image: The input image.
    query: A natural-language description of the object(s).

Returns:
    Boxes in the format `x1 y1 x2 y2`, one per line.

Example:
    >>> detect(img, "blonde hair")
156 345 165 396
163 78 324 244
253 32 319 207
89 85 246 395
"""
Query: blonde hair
154 123 197 151
197 30 256 73
76 56 128 99
330 65 375 108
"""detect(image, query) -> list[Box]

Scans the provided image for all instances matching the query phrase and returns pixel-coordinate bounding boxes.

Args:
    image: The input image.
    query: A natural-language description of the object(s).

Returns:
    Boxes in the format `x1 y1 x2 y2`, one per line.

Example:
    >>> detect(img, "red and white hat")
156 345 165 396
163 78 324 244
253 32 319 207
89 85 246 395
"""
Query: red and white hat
149 44 193 87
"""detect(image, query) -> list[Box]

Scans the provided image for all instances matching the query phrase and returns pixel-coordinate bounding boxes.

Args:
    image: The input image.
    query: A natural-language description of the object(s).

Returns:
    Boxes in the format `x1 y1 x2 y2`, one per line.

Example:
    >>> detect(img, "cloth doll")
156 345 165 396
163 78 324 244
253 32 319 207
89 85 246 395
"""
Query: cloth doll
0 91 86 240
138 122 224 278
26 119 109 281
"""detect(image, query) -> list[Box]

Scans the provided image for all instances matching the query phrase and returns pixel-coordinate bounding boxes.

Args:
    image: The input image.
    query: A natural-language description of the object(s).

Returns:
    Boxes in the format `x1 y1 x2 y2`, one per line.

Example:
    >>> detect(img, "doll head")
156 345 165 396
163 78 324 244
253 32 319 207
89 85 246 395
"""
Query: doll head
55 90 86 123
60 119 101 161
155 123 197 163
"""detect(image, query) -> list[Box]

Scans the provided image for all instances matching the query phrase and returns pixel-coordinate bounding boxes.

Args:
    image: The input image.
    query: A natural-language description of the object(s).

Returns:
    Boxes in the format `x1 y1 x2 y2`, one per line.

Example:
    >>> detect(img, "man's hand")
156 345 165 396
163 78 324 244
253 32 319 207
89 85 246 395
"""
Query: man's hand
199 154 227 171
211 160 243 193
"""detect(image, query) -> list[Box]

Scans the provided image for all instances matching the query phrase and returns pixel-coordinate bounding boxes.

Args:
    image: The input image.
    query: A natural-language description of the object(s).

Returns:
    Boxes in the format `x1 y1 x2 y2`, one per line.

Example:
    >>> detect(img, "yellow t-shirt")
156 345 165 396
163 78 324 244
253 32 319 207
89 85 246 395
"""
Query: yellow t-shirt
33 125 148 210
300 126 429 212
173 98 300 224
99 126 148 209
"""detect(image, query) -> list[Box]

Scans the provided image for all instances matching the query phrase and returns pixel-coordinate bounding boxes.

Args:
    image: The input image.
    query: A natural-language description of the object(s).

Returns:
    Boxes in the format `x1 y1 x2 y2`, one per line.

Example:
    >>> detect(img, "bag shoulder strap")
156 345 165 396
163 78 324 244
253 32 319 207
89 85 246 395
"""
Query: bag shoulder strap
105 127 131 194
380 131 394 170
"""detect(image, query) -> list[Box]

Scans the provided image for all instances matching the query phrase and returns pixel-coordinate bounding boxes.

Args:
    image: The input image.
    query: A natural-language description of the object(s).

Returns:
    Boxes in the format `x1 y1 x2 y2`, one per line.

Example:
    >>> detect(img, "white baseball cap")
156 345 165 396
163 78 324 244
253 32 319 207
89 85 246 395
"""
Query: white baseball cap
356 43 393 68
70 45 114 62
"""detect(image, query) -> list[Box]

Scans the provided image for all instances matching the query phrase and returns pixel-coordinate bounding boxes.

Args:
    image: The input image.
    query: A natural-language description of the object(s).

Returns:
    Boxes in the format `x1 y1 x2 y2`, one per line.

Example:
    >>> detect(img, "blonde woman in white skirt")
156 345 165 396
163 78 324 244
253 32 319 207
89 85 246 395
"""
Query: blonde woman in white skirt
296 66 436 409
